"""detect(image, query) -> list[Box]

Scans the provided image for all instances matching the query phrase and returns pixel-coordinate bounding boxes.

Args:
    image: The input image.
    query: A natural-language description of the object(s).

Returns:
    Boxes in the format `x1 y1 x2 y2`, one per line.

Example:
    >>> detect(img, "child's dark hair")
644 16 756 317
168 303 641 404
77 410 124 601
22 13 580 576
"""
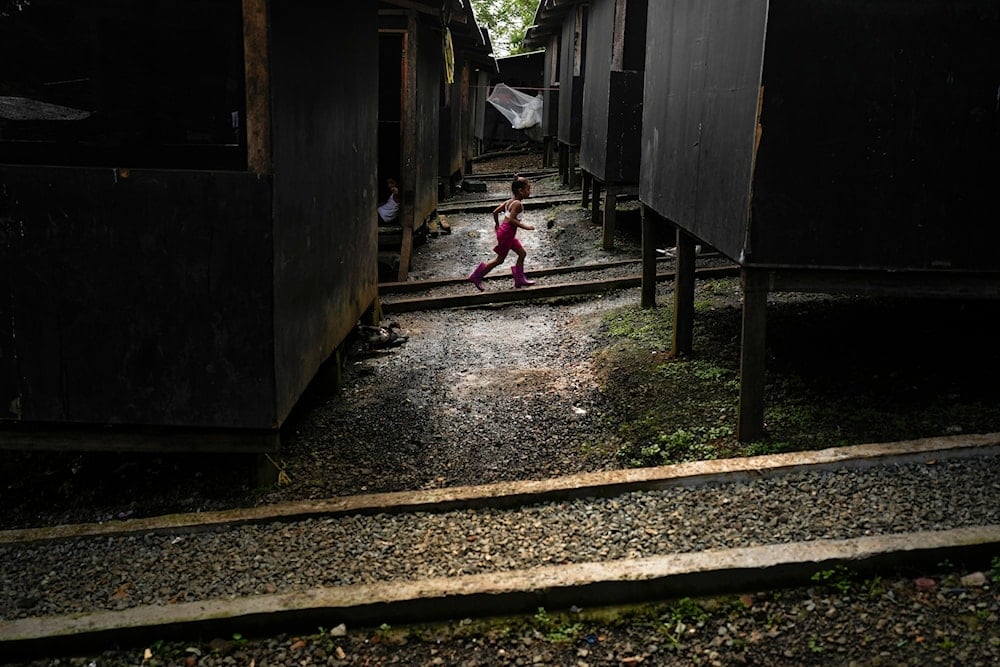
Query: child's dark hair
511 174 529 195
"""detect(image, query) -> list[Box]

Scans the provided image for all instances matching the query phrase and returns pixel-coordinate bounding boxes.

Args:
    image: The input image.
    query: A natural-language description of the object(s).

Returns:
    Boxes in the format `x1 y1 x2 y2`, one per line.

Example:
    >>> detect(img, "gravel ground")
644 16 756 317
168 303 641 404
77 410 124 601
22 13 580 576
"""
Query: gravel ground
3 457 1000 620
2 152 1000 666
2 456 999 666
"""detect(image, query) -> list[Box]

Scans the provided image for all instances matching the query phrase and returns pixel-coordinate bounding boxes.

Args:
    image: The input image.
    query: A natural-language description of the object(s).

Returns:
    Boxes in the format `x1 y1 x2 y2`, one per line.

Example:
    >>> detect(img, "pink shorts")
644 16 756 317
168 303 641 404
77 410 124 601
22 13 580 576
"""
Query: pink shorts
493 221 523 260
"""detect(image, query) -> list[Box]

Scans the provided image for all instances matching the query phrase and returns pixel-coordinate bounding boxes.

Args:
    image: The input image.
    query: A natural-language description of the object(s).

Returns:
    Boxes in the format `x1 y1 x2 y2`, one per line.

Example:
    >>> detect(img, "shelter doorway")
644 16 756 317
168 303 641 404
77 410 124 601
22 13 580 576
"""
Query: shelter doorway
378 32 403 199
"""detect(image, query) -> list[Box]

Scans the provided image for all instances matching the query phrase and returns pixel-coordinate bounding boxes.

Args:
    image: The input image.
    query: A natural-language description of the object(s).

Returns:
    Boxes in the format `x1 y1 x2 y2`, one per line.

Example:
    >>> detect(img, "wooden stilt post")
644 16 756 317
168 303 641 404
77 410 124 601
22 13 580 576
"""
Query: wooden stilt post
640 204 657 308
581 171 592 208
737 268 769 442
601 185 620 250
671 227 696 357
591 179 602 226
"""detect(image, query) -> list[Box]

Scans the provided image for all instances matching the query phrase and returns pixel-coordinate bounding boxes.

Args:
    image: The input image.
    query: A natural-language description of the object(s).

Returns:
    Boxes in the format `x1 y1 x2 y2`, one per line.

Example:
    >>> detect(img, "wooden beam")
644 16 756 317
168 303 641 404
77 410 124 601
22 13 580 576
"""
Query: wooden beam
764 268 1000 299
381 266 740 313
380 0 440 17
243 0 271 175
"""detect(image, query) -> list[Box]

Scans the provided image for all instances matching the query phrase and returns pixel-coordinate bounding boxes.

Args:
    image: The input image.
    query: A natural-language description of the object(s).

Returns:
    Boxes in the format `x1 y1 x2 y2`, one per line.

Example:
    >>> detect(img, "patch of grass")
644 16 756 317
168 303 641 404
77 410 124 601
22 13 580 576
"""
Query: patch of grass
532 607 584 643
667 597 710 625
864 575 888 598
740 440 792 457
602 307 675 347
594 292 1000 468
811 565 855 594
622 425 729 467
595 307 741 466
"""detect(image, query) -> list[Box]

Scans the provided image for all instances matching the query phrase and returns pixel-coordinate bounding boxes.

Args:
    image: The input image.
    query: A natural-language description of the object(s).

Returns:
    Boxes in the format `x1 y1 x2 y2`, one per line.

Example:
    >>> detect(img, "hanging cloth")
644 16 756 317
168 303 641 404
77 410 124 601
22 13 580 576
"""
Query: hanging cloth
443 26 455 84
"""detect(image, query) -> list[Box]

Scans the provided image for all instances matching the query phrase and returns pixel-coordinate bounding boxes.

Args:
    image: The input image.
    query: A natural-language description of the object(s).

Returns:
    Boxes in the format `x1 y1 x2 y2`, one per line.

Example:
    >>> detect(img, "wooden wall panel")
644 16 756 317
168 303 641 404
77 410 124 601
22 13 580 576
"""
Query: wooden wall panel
0 167 275 428
750 0 1000 271
269 0 379 424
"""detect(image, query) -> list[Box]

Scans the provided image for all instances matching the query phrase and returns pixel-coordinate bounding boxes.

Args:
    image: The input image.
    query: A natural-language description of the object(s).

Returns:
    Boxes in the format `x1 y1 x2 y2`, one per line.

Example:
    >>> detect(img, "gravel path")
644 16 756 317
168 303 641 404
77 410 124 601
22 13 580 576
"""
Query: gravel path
2 456 1000 621
3 453 1000 666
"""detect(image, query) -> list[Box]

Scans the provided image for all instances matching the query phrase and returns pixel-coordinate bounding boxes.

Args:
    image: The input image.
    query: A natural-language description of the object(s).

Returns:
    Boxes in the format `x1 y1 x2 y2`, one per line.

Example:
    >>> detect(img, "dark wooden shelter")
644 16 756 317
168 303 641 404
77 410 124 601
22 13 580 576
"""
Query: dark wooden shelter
577 0 647 250
378 0 491 281
0 0 380 454
639 0 1000 441
524 0 589 187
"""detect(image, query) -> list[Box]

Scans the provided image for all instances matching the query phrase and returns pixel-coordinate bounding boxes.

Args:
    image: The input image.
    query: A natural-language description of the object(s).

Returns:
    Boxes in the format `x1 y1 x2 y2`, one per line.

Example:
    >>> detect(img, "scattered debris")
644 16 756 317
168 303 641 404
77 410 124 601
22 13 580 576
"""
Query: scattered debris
437 214 452 234
355 321 409 351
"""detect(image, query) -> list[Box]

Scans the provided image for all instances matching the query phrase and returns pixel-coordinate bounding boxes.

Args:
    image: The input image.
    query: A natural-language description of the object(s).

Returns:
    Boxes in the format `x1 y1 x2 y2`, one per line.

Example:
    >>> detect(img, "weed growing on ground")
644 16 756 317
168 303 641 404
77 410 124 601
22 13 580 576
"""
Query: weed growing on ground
532 607 584 643
811 565 855 593
593 287 1000 468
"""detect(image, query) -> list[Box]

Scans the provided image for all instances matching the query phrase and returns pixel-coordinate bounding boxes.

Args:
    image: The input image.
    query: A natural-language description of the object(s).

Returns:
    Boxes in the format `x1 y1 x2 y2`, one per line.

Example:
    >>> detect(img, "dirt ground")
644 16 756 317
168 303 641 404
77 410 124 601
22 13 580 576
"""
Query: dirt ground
2 148 999 529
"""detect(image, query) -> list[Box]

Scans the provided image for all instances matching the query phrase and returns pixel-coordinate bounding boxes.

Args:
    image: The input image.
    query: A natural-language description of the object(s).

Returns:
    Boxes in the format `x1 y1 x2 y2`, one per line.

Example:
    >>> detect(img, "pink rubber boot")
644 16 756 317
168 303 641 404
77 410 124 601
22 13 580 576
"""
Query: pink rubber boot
512 265 535 287
467 262 489 291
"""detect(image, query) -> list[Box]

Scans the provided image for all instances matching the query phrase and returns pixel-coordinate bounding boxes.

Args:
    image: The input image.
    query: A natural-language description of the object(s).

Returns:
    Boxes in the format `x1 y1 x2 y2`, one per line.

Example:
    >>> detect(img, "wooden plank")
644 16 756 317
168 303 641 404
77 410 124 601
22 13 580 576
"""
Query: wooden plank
243 0 271 174
381 266 740 313
379 257 690 293
436 193 580 214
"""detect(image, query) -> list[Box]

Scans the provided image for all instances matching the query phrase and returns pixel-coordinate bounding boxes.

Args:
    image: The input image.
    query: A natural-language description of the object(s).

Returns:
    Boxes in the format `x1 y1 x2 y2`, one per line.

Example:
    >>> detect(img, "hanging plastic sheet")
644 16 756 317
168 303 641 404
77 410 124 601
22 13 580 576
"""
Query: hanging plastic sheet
487 83 543 141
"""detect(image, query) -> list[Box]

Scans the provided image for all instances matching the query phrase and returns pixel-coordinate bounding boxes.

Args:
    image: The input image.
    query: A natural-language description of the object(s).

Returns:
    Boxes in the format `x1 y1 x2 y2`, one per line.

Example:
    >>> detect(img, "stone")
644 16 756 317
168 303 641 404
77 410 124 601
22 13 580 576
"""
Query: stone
960 572 987 587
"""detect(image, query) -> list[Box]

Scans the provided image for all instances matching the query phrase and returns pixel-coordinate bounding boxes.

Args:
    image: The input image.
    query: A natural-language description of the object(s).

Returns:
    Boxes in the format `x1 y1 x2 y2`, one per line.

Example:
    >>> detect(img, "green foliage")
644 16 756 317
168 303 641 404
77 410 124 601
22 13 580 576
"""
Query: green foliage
864 575 887 598
667 598 709 625
595 285 1000 470
603 307 674 347
811 565 854 593
531 607 583 643
742 440 789 457
469 0 538 56
991 556 1000 583
618 419 730 467
656 598 710 649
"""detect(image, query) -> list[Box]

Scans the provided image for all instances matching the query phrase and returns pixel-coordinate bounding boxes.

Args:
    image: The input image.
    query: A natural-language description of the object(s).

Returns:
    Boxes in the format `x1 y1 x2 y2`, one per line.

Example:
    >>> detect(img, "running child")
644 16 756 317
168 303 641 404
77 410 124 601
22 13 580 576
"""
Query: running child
467 175 536 290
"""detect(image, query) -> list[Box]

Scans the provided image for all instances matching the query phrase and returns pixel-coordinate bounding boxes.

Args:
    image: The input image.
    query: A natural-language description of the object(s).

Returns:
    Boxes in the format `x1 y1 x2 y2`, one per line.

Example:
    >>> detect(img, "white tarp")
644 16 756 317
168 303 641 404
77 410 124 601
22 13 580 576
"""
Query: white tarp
487 83 543 141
